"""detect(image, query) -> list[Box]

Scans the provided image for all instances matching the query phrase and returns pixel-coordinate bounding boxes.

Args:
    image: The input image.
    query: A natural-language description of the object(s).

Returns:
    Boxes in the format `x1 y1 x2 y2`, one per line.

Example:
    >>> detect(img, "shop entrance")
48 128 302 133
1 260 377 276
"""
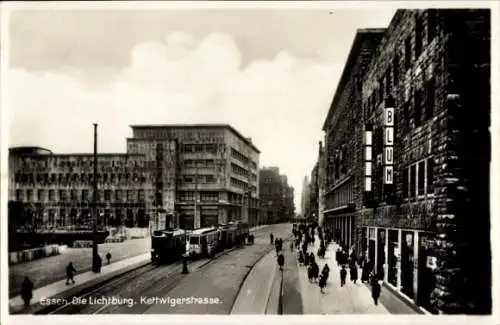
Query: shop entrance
401 231 415 298
387 229 399 287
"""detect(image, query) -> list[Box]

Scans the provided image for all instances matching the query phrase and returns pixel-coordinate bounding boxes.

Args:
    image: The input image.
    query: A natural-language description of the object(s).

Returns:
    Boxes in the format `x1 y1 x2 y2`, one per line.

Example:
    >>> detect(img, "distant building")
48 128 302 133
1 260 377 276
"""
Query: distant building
300 176 310 218
259 167 294 224
9 146 152 232
128 124 261 228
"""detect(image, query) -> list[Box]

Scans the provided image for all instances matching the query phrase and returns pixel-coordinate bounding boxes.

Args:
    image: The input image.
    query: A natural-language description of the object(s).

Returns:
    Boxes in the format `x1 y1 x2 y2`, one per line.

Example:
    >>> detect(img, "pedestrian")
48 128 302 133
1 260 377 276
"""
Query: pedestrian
21 276 34 307
319 273 327 293
321 263 330 279
371 276 381 305
277 253 285 271
350 264 358 284
96 254 102 273
311 261 320 283
270 233 274 245
106 252 112 265
290 240 294 251
340 265 347 287
362 259 370 283
304 252 310 266
298 250 305 265
309 252 315 265
66 262 76 285
336 248 340 266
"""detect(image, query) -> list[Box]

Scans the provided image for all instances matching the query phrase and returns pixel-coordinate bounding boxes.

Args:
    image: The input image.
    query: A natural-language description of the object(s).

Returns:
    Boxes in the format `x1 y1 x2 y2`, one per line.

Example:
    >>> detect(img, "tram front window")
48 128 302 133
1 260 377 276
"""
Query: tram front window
190 237 199 245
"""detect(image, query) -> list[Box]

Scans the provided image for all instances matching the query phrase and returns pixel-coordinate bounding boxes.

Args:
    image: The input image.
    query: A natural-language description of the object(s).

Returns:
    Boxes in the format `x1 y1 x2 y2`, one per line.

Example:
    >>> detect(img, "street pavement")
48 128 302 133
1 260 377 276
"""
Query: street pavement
145 224 292 314
281 238 303 314
9 237 151 298
231 250 279 314
293 233 418 314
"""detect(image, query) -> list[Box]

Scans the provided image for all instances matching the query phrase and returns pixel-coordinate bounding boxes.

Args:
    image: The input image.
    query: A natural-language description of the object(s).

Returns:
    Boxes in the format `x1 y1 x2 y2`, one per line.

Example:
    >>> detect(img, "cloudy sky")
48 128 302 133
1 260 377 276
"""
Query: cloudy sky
6 3 396 213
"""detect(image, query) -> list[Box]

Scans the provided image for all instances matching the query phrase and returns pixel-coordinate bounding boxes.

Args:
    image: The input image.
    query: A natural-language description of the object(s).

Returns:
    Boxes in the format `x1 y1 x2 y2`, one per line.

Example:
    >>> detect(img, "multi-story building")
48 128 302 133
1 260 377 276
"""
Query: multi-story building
308 162 320 223
318 141 327 227
259 167 294 224
9 146 152 231
322 28 385 247
321 9 491 314
128 124 261 228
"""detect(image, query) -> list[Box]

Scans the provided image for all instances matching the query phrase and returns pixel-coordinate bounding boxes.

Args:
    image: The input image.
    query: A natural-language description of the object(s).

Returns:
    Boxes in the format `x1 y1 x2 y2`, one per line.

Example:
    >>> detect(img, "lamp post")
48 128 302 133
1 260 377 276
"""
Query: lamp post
182 226 189 274
92 123 99 273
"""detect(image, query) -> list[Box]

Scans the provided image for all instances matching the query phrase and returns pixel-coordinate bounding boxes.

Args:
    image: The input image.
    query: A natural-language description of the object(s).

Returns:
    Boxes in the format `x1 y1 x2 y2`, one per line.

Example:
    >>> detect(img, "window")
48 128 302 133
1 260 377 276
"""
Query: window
16 189 23 201
427 157 434 194
414 89 423 127
49 190 55 201
116 190 123 201
138 190 145 202
393 55 399 85
184 176 194 183
70 190 77 201
127 190 134 201
104 190 111 201
404 36 412 71
417 161 425 196
402 168 409 198
415 15 423 58
427 9 437 43
385 68 392 95
379 80 384 103
425 77 435 121
409 165 416 197
82 190 89 201
60 190 67 201
37 189 45 202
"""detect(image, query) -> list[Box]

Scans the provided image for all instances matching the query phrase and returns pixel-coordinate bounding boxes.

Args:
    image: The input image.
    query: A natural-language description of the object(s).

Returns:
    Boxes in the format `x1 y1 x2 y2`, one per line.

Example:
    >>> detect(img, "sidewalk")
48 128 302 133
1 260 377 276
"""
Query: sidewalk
9 237 151 298
296 235 419 314
231 250 279 314
9 253 150 314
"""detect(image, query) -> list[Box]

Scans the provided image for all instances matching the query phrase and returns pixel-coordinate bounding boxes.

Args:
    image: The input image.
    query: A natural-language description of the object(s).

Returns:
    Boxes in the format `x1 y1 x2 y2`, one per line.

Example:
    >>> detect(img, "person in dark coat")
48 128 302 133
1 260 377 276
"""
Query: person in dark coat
298 250 305 265
311 262 320 283
106 252 112 265
371 276 381 305
66 262 76 285
21 276 34 307
319 273 327 293
96 254 102 273
270 233 274 245
362 259 371 283
336 248 341 266
350 264 359 283
340 265 347 287
321 263 330 279
304 252 310 266
277 253 285 271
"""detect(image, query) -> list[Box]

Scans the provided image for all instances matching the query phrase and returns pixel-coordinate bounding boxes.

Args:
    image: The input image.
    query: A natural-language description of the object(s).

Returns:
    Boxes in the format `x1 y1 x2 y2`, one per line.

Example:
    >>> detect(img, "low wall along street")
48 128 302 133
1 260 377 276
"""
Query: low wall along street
9 245 67 265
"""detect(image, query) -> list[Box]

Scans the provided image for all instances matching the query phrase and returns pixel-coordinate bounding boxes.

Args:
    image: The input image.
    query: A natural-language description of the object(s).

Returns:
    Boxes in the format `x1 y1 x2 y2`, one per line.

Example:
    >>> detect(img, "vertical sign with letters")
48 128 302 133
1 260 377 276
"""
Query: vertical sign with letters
364 124 373 192
384 107 394 184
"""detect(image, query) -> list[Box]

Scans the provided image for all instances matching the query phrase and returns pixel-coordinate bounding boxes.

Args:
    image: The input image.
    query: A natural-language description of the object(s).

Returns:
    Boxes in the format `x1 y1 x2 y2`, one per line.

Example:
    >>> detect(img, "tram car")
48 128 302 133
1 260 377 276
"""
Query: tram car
233 221 250 245
186 227 220 258
217 223 238 250
151 229 187 264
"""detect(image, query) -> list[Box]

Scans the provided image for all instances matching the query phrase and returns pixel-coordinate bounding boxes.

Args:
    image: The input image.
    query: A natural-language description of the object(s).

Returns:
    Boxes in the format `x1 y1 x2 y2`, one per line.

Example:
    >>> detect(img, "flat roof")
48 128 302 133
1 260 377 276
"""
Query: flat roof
321 28 386 131
129 124 260 154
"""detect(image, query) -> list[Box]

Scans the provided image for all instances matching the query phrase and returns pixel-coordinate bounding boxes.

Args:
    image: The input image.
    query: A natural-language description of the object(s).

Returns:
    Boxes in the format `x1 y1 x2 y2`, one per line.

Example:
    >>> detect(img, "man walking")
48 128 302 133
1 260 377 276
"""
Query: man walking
66 262 76 285
340 265 347 287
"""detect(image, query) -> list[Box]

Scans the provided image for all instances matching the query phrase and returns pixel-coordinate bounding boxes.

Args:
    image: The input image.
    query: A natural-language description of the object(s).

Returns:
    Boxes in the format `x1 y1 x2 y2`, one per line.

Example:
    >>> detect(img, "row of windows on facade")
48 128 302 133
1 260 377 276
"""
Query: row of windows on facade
230 177 258 192
402 157 434 198
16 157 143 170
32 208 147 222
15 189 146 202
365 10 438 126
230 148 258 169
231 163 257 180
134 129 223 141
14 172 148 185
326 180 355 209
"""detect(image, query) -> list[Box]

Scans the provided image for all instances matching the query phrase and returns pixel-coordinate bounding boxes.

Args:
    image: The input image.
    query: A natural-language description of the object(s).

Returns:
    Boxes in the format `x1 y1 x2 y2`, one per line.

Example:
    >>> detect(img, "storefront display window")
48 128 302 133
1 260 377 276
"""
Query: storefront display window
388 229 399 287
401 231 415 298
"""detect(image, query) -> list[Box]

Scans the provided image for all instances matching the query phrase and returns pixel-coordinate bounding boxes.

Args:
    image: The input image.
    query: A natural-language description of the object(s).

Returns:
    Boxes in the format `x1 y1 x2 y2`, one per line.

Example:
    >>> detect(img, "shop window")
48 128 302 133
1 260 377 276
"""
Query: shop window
410 165 416 197
417 161 426 196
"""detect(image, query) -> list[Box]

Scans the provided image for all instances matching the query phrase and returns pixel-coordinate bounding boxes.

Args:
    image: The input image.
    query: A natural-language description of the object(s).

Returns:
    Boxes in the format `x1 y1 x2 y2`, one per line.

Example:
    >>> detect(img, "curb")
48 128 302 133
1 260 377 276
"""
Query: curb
11 259 152 315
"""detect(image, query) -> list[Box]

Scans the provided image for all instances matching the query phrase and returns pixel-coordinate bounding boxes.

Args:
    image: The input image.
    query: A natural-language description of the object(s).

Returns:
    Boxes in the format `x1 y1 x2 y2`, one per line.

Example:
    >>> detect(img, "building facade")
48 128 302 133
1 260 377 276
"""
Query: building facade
321 9 491 314
9 146 152 231
128 124 261 228
259 167 294 224
322 28 385 249
300 176 310 218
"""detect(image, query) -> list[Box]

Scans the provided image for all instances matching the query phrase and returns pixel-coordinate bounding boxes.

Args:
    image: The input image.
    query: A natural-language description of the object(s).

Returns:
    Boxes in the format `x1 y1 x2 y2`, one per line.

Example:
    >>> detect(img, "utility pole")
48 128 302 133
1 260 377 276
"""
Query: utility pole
92 123 99 273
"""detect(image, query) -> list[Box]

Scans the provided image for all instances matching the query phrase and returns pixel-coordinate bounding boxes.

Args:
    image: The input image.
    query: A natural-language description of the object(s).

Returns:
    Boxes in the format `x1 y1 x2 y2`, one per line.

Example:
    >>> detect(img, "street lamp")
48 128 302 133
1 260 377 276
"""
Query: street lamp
182 227 189 274
92 123 99 273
